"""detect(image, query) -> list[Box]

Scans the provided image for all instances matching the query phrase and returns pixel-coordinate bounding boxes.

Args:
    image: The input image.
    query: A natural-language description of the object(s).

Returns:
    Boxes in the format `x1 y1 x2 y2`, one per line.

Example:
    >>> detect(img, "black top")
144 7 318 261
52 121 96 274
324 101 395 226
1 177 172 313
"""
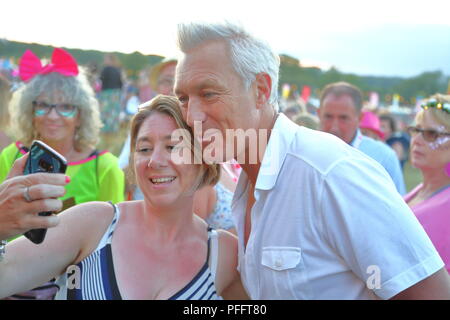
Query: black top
100 66 123 90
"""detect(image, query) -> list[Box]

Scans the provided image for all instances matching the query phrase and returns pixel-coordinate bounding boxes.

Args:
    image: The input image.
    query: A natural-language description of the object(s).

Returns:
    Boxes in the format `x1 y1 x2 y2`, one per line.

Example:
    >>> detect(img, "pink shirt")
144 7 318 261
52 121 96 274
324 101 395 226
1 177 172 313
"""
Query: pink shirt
404 184 450 273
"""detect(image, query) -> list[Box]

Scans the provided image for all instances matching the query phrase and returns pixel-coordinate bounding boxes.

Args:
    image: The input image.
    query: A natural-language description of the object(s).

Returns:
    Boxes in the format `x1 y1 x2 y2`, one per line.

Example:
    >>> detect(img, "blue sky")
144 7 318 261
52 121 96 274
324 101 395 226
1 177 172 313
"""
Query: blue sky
1 0 449 77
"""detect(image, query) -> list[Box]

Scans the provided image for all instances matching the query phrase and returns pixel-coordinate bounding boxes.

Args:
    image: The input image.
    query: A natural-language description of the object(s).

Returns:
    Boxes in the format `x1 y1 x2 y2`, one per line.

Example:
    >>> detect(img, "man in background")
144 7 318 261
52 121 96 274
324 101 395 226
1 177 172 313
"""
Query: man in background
318 82 406 195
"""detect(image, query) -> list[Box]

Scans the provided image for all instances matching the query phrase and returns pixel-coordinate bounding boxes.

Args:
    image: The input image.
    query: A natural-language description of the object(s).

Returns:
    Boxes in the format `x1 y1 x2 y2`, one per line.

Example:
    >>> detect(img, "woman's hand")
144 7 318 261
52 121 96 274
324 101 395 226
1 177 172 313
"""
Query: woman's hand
0 155 68 240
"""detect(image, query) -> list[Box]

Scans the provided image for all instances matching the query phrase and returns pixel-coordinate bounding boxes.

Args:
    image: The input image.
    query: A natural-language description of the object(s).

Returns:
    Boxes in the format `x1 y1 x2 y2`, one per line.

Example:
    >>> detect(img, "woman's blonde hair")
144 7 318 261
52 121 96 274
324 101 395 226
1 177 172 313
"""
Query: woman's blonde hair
415 93 450 130
8 68 102 151
128 94 220 190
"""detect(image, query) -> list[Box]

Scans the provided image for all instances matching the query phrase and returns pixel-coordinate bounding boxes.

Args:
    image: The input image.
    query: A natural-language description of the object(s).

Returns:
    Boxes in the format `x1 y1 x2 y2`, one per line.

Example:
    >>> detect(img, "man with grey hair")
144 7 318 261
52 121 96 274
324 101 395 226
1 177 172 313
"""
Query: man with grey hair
174 21 450 300
317 81 406 195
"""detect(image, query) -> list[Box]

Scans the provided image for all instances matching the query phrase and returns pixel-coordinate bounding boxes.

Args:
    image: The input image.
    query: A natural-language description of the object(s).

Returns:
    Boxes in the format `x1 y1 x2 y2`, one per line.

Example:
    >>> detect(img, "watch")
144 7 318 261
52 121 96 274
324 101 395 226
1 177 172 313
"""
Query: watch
0 239 6 262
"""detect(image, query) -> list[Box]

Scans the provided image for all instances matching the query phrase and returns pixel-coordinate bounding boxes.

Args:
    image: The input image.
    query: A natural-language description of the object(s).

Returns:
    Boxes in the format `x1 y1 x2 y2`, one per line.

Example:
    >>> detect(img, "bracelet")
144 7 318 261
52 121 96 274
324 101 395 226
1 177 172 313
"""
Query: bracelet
0 239 6 262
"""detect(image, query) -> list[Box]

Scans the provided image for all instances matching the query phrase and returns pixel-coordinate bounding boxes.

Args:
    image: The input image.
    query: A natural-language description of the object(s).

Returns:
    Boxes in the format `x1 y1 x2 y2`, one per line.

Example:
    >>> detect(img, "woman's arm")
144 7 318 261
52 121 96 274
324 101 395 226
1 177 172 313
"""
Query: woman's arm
0 201 114 298
215 230 249 300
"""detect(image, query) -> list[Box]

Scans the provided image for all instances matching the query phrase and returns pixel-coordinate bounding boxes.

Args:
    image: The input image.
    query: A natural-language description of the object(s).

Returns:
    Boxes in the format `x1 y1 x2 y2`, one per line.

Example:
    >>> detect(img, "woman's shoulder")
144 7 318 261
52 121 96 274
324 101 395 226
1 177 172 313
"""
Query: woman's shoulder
60 201 116 223
69 150 119 167
97 150 121 166
0 142 24 168
0 141 16 155
60 201 118 260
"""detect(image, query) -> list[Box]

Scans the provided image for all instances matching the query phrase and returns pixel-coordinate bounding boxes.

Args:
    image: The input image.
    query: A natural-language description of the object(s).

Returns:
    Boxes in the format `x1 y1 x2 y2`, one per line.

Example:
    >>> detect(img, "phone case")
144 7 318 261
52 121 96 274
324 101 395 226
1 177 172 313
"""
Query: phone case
23 140 67 244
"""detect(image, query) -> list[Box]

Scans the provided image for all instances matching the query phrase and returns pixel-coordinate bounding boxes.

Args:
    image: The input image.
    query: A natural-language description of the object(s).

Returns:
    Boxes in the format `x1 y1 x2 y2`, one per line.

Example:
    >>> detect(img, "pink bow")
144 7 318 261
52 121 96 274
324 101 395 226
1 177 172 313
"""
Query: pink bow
19 48 79 82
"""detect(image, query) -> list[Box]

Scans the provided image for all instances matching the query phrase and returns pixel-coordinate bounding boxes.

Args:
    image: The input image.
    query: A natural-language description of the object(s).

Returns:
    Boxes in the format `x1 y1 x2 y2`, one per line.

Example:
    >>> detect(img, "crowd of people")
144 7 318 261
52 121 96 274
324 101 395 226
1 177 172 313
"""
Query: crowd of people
0 21 449 300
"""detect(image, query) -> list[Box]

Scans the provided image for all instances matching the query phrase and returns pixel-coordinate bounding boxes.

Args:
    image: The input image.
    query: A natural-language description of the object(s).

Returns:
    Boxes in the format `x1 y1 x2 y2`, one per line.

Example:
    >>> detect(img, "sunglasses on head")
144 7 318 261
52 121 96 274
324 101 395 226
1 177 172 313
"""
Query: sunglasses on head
32 101 78 118
407 126 450 142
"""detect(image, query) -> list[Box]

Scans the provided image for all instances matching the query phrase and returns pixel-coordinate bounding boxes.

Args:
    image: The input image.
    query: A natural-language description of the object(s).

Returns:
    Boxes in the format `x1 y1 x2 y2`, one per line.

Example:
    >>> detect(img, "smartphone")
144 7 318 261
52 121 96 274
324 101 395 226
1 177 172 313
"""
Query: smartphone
23 140 67 244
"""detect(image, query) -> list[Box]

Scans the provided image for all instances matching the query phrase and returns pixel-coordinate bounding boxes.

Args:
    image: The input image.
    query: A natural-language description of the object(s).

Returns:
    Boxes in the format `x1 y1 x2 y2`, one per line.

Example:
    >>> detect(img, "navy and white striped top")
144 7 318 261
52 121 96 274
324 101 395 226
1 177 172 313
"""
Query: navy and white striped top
55 203 221 300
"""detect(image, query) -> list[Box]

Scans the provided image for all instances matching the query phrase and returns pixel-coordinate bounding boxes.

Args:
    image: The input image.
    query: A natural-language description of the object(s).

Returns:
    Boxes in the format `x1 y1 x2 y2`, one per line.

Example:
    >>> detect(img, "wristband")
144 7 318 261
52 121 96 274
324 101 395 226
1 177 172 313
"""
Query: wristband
0 239 6 262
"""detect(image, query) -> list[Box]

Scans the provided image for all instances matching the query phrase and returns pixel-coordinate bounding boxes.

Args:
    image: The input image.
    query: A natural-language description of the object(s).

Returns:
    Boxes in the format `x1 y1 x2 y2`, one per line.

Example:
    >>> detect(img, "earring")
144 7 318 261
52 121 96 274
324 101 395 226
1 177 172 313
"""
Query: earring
446 163 450 177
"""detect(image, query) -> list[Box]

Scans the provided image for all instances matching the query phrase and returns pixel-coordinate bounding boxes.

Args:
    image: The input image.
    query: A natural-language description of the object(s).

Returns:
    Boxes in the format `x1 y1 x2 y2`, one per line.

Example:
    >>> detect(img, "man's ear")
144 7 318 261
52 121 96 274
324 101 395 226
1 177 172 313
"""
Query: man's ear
255 73 272 108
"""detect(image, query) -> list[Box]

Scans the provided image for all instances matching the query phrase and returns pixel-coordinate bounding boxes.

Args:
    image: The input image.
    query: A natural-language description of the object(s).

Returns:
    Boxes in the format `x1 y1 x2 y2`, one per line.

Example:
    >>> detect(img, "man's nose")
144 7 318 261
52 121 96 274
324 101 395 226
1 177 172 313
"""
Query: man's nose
186 99 207 128
329 118 340 133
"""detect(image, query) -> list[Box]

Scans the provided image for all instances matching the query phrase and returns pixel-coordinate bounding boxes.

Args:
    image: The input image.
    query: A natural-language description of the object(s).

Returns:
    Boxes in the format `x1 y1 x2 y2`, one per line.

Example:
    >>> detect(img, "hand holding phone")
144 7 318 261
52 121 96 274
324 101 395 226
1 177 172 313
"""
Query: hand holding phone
23 140 67 244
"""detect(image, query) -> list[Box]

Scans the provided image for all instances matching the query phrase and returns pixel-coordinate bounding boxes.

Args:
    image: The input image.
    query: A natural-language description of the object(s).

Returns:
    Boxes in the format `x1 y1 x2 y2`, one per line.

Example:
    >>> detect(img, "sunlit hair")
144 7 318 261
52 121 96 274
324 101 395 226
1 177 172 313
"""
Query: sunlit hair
0 76 11 130
128 94 220 190
177 21 280 110
320 82 364 113
293 112 319 130
8 68 102 151
415 93 450 129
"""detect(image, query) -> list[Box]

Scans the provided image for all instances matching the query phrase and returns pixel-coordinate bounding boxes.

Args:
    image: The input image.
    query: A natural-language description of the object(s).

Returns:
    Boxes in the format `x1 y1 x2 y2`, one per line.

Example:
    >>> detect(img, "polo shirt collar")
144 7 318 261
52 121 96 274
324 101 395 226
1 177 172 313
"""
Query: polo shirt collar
254 113 298 191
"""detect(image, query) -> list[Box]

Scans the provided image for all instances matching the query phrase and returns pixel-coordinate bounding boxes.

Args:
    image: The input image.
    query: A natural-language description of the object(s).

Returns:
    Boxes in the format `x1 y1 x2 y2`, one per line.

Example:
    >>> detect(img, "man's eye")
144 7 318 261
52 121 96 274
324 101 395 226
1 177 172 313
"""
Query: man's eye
138 147 152 153
203 92 216 98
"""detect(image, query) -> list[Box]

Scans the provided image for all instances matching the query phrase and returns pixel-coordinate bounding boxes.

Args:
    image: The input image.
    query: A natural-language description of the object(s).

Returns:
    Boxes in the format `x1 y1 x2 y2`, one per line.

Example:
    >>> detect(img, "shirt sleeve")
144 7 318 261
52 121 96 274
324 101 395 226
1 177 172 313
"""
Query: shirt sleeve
97 153 125 204
319 156 444 299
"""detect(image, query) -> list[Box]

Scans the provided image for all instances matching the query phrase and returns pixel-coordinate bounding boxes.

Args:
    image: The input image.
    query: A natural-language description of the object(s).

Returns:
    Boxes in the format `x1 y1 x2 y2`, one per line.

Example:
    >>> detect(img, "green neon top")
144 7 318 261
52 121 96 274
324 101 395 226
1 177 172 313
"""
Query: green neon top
0 142 125 208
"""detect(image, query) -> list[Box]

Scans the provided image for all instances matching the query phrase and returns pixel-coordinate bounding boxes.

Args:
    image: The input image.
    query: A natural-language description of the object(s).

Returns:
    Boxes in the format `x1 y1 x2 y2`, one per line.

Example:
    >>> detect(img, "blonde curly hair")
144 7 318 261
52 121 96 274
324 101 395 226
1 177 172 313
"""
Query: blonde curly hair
8 68 102 151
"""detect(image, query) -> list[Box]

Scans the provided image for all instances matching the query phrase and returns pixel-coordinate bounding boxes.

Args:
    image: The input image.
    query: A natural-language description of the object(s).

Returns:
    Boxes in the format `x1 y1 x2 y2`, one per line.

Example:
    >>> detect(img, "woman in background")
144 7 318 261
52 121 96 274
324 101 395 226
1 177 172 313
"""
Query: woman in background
0 48 124 208
404 94 450 273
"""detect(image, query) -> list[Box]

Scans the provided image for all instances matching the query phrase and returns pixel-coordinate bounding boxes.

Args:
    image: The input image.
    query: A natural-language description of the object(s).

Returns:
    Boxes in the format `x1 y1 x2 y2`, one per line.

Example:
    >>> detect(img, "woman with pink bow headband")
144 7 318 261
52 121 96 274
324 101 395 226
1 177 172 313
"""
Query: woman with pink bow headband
0 48 125 299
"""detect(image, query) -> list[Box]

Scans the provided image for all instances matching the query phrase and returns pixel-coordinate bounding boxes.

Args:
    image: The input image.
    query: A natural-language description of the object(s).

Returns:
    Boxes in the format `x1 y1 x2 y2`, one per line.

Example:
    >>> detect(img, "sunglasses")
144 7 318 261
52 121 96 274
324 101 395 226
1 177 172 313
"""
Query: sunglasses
407 126 450 142
32 101 78 118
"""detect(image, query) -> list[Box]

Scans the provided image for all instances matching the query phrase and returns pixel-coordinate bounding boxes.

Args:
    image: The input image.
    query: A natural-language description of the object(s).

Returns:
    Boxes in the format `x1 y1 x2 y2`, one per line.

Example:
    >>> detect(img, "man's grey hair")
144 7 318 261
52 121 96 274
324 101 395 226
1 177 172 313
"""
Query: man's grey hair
176 21 280 111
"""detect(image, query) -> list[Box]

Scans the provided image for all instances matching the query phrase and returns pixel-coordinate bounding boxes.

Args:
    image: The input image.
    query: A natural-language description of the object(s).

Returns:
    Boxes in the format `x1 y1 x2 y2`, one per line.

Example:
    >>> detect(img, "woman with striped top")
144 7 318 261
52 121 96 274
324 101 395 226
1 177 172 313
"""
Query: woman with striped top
0 95 248 300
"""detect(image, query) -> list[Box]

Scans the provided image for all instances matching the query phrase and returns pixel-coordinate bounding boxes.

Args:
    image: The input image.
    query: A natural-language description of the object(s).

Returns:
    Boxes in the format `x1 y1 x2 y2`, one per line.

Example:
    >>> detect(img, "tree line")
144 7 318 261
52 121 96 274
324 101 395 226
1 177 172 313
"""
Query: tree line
1 39 448 105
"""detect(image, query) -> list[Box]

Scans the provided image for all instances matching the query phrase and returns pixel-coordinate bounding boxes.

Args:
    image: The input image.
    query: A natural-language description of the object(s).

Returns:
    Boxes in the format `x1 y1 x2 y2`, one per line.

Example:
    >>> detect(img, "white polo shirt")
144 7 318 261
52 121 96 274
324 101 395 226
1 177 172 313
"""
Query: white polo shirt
232 113 444 300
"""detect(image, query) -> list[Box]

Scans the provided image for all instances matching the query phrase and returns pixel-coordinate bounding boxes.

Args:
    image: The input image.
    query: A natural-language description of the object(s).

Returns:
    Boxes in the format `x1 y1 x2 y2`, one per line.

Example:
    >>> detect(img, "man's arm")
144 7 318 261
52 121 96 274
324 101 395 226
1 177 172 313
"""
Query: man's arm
391 268 450 300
